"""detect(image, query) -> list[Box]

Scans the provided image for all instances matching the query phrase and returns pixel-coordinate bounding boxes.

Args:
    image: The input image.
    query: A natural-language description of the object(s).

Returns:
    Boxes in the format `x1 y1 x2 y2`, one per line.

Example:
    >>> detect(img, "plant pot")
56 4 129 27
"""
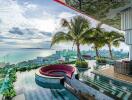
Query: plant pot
4 96 12 100
77 67 90 72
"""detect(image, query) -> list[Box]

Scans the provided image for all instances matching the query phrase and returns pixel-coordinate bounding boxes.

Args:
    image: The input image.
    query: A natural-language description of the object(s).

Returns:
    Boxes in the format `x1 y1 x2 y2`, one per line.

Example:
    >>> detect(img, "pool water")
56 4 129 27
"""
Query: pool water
82 60 132 95
14 70 78 100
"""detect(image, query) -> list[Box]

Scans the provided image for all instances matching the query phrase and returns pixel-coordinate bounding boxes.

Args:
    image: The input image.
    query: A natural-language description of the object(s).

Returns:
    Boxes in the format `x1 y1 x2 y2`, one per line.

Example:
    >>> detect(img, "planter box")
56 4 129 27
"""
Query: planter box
96 62 106 65
77 67 90 72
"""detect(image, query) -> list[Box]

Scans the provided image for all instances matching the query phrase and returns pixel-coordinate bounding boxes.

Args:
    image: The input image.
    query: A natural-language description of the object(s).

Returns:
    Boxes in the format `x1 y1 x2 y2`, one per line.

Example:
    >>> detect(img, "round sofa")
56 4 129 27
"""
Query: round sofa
35 64 76 88
39 64 75 78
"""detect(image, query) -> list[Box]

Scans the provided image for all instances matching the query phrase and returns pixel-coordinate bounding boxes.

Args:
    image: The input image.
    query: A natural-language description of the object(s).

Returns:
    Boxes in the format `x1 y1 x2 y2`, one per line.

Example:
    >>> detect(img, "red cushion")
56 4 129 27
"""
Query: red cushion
39 64 75 78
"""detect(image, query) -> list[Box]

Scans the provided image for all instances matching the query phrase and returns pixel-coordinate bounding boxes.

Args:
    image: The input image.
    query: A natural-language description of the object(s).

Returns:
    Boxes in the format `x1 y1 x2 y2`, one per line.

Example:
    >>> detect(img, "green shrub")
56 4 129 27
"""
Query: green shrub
96 57 107 64
75 60 88 68
8 69 17 82
17 67 27 72
2 77 16 99
3 88 16 100
60 60 76 64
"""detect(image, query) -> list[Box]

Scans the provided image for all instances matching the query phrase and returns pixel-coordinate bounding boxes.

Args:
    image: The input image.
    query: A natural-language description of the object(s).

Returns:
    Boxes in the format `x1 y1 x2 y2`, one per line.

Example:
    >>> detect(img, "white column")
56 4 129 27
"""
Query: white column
121 8 132 61
129 45 132 60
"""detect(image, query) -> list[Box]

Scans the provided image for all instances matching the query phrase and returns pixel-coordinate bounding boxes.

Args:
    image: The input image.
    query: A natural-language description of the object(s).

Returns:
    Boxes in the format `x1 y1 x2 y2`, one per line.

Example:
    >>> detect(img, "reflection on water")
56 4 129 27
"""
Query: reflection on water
14 69 78 100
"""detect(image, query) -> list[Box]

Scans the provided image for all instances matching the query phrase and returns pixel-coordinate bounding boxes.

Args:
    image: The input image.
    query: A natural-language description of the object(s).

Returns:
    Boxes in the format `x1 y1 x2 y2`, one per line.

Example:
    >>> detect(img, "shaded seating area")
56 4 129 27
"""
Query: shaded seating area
39 64 76 78
114 60 132 75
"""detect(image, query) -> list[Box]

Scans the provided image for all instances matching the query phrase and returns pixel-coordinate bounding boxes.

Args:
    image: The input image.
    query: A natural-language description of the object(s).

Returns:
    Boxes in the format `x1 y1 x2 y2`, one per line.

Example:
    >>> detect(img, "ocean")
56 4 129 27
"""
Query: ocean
0 48 56 64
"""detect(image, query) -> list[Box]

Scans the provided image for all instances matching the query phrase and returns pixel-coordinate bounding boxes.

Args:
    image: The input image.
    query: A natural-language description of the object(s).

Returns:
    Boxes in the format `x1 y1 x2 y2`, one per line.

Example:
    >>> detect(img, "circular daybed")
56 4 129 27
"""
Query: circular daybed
35 64 76 88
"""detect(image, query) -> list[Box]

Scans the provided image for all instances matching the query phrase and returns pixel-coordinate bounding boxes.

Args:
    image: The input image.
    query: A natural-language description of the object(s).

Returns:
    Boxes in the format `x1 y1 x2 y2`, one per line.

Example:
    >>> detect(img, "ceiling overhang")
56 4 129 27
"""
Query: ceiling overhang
54 0 132 29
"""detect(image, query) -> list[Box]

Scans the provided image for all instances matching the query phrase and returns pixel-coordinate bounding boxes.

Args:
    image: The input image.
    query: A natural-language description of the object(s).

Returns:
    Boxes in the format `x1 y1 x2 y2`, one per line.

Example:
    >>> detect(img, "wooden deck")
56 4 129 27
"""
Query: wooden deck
93 67 132 84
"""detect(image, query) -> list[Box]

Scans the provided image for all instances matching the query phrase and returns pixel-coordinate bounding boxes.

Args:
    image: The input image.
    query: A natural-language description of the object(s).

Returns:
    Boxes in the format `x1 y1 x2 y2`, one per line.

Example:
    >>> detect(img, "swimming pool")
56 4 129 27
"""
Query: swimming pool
14 70 78 100
81 60 132 99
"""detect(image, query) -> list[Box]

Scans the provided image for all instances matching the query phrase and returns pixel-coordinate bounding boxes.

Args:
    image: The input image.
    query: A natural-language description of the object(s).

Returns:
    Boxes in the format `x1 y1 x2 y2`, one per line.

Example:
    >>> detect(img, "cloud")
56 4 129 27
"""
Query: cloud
9 27 52 37
25 3 38 10
0 0 33 32
0 26 53 48
0 36 51 49
22 2 44 19
59 12 76 18
9 27 25 35
30 18 58 32
40 31 52 37
0 0 75 48
0 0 76 33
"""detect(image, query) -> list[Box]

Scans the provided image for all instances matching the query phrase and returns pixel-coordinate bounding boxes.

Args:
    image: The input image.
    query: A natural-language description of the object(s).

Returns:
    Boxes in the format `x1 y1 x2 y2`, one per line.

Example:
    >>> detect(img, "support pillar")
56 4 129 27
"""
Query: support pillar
129 45 132 60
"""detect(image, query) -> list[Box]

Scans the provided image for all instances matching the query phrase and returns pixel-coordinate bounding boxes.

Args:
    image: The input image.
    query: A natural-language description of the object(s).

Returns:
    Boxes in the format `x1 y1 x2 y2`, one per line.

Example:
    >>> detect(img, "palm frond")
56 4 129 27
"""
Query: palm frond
61 18 72 30
51 32 72 47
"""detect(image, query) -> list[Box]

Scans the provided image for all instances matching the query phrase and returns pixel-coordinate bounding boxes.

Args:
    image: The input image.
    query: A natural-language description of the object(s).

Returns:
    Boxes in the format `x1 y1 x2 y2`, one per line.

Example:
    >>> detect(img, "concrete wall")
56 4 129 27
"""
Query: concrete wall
0 94 2 100
35 74 61 84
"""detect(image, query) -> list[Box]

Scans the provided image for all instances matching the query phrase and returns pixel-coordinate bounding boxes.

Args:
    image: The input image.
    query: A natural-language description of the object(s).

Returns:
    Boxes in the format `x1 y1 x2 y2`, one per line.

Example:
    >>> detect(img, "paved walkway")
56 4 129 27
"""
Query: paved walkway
13 94 25 100
0 94 2 100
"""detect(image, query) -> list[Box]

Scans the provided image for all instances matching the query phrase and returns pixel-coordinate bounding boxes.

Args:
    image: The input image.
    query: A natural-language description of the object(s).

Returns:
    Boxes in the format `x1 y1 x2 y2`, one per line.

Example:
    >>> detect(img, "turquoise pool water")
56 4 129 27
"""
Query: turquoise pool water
82 61 132 94
14 70 78 100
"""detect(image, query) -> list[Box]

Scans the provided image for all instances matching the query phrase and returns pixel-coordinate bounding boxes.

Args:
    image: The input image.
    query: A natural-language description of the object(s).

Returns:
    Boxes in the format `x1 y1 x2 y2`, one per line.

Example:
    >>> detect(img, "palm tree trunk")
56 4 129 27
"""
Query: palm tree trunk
79 0 82 10
95 46 99 58
108 44 113 59
77 43 81 60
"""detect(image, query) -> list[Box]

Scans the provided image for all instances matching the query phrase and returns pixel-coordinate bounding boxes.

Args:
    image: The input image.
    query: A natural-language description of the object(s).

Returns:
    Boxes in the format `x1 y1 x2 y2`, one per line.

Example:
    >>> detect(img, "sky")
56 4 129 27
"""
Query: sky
0 0 129 51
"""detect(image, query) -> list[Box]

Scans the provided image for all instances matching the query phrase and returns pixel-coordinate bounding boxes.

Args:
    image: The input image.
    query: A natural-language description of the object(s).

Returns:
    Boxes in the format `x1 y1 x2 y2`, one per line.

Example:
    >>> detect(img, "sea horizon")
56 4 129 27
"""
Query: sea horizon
0 48 128 65
0 48 56 64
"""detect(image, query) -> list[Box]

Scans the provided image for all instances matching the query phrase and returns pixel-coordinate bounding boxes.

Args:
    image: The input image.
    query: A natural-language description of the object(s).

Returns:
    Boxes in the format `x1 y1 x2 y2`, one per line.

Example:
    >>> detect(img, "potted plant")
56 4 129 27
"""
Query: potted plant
75 60 88 68
75 60 89 72
96 57 107 65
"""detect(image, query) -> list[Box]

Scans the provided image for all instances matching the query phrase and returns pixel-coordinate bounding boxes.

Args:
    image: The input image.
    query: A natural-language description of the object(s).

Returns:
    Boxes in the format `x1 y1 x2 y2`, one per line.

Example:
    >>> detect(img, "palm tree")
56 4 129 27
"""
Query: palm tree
83 23 105 57
51 16 91 60
104 31 124 59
